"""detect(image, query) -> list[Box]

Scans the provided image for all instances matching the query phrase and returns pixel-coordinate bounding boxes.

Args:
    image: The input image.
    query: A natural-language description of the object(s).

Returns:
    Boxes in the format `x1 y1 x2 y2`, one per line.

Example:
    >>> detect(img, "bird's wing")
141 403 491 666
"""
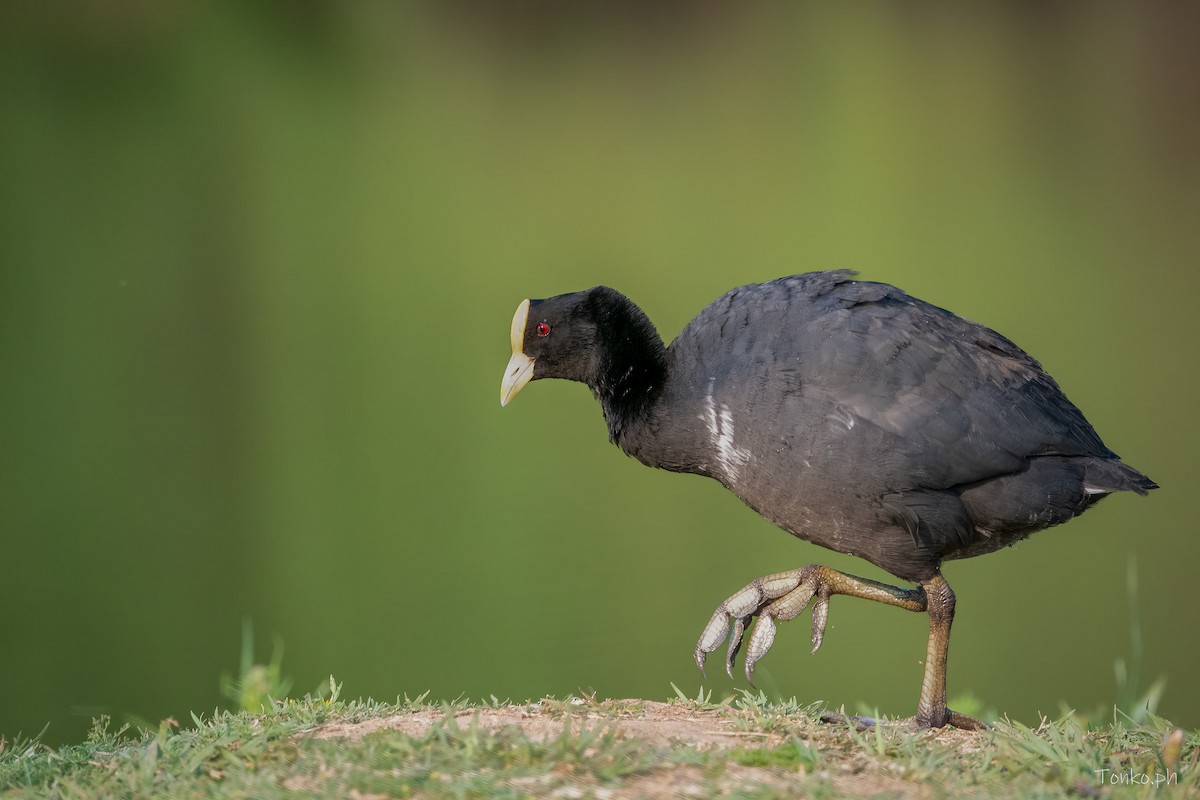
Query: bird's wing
670 272 1114 494
797 277 1116 491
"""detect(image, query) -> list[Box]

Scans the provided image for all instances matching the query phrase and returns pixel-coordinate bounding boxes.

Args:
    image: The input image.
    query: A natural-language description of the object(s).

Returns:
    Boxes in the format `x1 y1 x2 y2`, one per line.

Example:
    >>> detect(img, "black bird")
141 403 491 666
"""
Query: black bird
499 270 1155 729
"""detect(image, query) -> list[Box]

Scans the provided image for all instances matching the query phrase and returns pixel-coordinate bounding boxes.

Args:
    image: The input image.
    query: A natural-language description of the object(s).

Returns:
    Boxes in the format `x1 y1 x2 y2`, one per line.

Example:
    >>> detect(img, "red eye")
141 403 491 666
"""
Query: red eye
535 322 551 337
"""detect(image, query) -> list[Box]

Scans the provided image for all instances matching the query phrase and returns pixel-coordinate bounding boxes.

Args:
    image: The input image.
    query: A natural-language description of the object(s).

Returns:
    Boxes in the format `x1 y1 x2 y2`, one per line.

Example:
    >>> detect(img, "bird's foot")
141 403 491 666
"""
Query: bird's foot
817 711 877 731
818 709 986 732
913 708 987 731
694 564 833 684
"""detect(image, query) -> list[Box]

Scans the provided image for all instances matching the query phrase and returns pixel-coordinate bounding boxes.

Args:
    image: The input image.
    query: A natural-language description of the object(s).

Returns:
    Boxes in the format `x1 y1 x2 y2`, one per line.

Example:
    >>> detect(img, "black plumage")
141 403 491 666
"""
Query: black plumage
500 270 1155 729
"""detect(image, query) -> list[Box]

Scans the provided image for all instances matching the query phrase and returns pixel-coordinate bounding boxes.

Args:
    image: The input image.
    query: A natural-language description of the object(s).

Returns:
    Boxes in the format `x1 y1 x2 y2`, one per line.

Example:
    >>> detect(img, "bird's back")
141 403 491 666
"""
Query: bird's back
652 271 1153 580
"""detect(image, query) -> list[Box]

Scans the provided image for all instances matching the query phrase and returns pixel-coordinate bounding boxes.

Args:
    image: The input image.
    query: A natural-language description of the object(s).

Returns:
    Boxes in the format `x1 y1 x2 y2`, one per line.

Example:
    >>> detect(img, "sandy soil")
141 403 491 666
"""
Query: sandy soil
300 699 985 798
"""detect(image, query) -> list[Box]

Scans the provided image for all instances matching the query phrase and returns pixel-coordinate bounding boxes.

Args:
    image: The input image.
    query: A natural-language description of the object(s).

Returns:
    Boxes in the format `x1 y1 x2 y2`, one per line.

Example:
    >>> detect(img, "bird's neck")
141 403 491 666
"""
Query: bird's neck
585 293 668 448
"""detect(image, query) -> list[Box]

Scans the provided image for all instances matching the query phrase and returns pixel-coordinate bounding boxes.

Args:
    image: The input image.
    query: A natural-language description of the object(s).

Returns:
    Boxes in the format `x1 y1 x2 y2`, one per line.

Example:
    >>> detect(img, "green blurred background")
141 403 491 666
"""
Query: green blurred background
1 2 1197 745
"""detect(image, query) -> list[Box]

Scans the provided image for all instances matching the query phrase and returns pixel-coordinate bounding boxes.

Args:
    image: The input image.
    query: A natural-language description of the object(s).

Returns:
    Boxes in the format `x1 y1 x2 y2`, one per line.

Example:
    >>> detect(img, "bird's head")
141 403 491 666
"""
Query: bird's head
500 289 608 407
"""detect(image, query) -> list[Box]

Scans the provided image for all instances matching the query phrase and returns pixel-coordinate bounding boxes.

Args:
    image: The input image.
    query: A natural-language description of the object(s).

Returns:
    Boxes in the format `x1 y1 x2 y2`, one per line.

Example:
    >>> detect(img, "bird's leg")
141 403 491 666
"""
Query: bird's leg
916 575 984 730
695 564 926 680
695 565 985 730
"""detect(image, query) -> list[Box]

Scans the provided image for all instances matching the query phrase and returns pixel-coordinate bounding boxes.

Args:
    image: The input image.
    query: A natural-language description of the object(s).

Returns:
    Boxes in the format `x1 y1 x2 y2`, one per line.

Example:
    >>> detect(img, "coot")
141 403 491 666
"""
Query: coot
500 270 1155 729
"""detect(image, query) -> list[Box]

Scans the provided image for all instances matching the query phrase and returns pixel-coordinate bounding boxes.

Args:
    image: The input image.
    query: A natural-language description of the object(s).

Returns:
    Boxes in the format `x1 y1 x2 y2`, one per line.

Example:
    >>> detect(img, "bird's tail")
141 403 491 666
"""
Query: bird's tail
1083 459 1158 496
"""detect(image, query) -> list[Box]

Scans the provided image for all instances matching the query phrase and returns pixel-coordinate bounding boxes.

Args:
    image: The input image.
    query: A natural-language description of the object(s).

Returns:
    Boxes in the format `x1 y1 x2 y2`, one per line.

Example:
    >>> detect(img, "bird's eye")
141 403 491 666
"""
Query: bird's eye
535 322 551 337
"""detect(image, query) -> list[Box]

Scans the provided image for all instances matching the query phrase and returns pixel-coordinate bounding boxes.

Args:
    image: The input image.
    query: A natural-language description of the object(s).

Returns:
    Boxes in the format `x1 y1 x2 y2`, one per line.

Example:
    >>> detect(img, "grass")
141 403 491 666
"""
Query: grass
1 584 1186 799
1 684 1195 799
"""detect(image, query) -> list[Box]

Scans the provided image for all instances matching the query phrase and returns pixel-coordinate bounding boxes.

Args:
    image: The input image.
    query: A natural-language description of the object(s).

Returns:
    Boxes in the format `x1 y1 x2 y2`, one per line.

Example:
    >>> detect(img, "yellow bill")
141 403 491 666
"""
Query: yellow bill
500 298 534 406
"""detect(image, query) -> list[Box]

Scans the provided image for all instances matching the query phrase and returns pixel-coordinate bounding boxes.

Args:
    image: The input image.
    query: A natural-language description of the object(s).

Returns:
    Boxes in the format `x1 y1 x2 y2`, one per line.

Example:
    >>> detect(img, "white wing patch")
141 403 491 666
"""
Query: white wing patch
703 390 751 484
827 405 856 432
